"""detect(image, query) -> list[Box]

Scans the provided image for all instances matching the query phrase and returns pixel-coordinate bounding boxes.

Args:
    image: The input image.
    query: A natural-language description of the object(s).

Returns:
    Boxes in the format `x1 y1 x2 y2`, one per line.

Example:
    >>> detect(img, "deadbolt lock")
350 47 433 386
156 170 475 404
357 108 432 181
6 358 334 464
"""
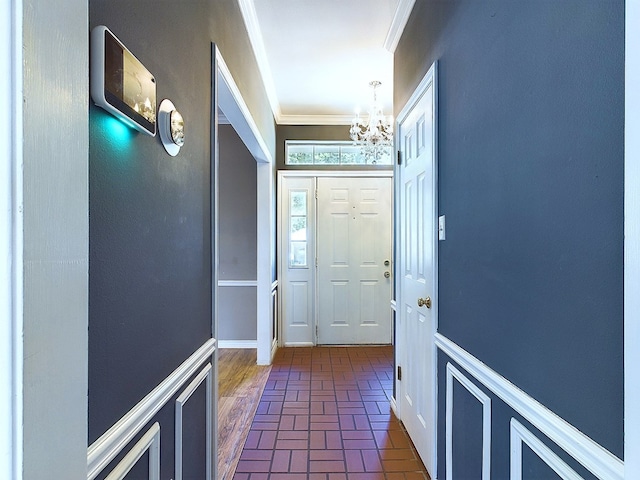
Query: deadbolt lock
417 296 432 308
384 260 390 266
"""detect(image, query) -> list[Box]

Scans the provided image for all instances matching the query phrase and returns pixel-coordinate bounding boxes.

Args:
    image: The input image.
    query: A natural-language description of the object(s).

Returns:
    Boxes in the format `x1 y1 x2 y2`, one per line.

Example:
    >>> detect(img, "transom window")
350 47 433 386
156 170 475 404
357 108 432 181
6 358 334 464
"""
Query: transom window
286 141 392 166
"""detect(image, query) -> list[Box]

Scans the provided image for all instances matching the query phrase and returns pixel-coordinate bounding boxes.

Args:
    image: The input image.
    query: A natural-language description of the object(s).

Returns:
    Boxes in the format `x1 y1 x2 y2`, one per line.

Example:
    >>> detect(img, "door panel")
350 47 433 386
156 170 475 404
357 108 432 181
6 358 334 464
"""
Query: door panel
317 177 392 345
279 177 315 345
397 64 438 476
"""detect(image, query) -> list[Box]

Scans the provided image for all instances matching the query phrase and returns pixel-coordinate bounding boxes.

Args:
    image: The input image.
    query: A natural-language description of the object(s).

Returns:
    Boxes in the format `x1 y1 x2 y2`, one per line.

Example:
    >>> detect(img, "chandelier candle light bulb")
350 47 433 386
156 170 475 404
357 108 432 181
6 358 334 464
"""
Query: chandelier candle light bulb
350 81 393 164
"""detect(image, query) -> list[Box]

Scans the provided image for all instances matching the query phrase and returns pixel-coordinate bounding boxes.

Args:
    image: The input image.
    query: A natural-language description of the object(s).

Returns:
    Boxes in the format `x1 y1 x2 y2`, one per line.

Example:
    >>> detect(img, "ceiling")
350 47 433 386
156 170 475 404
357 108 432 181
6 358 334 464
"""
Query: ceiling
238 0 416 125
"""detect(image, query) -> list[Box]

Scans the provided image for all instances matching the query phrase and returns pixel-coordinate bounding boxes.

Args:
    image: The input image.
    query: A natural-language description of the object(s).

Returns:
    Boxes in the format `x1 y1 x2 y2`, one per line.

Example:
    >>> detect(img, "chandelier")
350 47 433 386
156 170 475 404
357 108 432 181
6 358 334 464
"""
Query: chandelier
349 80 393 164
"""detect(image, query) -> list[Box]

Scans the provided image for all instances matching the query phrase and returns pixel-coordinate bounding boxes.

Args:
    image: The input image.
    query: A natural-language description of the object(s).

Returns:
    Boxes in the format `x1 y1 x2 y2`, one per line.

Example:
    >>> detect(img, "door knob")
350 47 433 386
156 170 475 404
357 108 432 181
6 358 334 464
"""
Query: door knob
384 271 391 278
417 297 432 308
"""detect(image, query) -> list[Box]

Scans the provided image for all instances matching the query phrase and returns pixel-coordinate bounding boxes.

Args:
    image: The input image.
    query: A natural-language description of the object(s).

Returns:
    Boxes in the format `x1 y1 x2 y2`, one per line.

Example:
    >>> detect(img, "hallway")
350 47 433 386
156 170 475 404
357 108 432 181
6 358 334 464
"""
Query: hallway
232 346 430 479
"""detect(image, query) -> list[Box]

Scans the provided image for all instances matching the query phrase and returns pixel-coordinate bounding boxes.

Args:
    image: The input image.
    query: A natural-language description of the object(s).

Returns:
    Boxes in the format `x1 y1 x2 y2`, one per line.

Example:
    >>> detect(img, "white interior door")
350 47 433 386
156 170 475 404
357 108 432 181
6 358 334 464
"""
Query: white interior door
316 177 392 345
397 63 438 476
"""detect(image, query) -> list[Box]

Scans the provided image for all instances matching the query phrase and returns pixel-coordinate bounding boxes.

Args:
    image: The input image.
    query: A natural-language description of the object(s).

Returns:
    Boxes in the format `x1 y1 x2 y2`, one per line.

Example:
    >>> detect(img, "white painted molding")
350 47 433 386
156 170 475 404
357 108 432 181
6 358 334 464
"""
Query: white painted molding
218 280 258 287
215 48 273 164
625 1 640 477
446 363 491 480
87 339 216 480
277 113 354 126
218 340 257 349
236 0 282 122
271 338 278 363
0 0 22 476
284 342 314 347
269 285 279 363
435 334 624 480
383 0 417 53
279 170 393 179
104 423 160 480
510 418 581 480
175 364 212 480
389 396 399 417
396 61 437 125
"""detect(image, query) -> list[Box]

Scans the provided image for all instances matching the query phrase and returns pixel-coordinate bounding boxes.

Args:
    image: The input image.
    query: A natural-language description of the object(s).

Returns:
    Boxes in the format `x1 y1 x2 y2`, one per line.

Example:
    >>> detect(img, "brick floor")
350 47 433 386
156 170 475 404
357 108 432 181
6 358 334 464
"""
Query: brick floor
233 346 430 480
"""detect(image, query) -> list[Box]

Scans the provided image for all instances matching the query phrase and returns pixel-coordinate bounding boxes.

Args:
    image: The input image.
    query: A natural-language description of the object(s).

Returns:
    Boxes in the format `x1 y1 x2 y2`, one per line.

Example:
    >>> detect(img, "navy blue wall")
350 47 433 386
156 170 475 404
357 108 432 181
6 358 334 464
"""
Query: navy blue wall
395 0 624 475
89 1 213 477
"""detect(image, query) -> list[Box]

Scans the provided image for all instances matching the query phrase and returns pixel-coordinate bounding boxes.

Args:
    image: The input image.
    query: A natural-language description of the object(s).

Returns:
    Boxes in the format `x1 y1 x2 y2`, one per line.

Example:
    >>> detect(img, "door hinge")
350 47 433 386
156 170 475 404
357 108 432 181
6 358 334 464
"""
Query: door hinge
315 189 318 199
397 365 402 381
315 257 318 267
397 150 402 165
316 325 318 338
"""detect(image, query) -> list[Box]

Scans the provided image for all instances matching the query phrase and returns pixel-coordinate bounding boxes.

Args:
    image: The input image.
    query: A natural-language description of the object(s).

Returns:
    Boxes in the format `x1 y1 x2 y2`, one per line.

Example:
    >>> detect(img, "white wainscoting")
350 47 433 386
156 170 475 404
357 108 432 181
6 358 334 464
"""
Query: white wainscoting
175 363 212 480
510 418 581 480
434 333 624 480
445 363 491 480
103 423 160 480
87 339 216 480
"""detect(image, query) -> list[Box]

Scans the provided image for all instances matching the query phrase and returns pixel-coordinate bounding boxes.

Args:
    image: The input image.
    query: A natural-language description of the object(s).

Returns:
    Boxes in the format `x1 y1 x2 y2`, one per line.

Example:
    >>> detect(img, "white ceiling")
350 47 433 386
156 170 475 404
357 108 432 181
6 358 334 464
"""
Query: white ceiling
238 0 415 125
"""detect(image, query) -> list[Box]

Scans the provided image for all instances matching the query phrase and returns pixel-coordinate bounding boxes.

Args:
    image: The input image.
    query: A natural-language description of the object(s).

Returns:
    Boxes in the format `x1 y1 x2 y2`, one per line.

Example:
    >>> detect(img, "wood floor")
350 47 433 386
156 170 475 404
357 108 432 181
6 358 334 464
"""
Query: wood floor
218 349 272 480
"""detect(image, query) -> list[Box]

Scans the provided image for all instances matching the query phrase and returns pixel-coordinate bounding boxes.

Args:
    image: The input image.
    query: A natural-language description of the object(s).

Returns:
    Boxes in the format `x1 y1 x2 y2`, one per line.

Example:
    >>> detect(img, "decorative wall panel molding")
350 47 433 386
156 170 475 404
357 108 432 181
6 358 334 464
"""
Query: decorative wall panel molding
435 333 624 480
510 418 581 480
175 363 212 480
87 338 216 480
446 363 491 480
103 423 160 480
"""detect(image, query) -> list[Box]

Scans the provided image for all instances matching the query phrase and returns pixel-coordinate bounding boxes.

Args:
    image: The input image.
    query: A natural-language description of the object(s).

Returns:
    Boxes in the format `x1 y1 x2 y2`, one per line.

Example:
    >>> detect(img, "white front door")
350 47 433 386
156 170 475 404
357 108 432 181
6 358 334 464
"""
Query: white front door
316 177 392 345
397 63 438 476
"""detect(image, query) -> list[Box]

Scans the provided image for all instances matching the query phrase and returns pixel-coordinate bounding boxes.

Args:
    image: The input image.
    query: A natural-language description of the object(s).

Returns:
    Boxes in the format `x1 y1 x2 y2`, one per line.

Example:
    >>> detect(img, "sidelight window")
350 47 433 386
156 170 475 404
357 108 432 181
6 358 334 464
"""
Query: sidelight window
289 190 308 267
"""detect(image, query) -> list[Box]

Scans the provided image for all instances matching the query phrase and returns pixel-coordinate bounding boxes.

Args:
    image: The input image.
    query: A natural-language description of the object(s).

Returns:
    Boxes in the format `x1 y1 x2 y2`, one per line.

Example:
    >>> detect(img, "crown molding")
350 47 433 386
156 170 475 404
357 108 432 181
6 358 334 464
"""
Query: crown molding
237 0 282 120
384 0 417 53
277 113 354 126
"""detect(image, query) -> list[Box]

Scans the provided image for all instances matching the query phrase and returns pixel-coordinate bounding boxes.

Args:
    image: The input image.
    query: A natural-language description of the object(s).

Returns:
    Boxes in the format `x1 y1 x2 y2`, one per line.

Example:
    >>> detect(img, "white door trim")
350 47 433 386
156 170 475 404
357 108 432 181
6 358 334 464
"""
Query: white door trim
394 61 438 474
215 48 275 366
0 0 22 477
625 1 640 476
280 170 393 179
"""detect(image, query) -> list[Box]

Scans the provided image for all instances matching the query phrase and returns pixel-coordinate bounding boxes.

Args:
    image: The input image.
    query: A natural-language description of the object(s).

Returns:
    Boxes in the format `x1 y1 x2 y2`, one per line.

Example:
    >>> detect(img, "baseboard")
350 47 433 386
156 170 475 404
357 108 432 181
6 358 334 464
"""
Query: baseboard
218 340 257 349
390 396 399 417
283 342 314 347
